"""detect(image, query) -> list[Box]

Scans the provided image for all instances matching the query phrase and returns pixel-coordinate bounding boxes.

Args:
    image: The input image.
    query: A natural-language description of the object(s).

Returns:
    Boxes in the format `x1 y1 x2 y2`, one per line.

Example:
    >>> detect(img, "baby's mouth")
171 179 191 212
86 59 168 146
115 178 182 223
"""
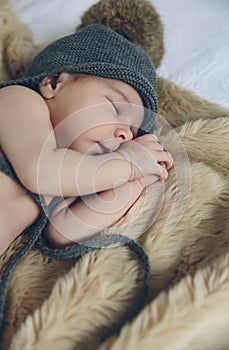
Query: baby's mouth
98 139 123 153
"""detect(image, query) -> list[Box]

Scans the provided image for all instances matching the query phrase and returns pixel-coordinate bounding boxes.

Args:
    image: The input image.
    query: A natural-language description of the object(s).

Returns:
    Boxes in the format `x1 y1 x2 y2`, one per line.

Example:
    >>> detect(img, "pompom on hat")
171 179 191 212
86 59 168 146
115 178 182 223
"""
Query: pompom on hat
0 24 158 133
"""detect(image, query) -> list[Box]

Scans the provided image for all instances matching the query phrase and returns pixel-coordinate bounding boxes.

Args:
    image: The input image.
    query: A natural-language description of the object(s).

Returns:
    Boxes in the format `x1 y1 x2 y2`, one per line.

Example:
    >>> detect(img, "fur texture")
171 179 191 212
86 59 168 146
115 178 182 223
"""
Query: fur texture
0 1 228 349
77 0 164 69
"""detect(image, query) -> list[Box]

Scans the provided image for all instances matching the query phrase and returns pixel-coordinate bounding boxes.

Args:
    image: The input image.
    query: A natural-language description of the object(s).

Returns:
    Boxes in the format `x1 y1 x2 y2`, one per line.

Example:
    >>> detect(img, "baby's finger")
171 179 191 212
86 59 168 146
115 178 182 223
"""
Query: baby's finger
157 151 173 169
138 133 158 142
158 164 169 180
164 152 173 169
151 142 164 151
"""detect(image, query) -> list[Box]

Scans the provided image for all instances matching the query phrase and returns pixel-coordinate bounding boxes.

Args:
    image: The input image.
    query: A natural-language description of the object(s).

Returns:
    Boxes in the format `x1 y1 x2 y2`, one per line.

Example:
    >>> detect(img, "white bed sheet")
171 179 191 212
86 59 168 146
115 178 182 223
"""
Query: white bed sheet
11 0 229 109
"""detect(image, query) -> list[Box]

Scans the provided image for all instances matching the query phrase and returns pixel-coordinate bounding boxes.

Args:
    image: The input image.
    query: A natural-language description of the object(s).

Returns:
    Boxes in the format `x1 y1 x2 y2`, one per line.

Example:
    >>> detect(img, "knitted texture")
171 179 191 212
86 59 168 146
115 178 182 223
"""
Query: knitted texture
0 24 158 134
0 157 151 340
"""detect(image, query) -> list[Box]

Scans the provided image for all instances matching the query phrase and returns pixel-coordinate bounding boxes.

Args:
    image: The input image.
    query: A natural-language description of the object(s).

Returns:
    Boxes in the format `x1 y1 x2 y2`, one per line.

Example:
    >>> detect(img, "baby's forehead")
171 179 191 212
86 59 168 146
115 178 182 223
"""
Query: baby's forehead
100 76 143 106
63 73 143 107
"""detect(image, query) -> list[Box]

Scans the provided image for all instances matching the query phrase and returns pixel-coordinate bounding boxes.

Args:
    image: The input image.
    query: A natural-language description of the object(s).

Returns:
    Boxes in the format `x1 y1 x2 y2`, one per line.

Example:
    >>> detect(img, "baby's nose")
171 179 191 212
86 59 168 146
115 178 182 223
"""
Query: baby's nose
114 124 133 141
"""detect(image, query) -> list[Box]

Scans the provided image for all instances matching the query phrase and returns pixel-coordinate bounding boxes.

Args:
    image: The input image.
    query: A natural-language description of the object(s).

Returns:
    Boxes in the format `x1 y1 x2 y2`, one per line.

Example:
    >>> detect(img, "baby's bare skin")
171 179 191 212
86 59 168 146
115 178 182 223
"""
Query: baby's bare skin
0 161 148 254
47 176 157 247
0 74 173 254
0 163 39 255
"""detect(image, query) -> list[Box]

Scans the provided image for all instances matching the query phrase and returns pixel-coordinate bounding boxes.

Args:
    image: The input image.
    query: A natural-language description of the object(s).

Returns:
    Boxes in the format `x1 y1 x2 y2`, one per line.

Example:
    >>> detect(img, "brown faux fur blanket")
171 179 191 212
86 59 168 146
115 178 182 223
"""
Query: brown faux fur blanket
0 1 228 349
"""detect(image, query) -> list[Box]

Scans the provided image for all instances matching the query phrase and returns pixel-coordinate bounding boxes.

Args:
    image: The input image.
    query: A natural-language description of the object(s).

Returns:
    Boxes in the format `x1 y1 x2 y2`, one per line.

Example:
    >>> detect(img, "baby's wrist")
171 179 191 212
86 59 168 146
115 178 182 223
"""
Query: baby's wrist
114 150 132 180
121 156 132 182
109 151 132 181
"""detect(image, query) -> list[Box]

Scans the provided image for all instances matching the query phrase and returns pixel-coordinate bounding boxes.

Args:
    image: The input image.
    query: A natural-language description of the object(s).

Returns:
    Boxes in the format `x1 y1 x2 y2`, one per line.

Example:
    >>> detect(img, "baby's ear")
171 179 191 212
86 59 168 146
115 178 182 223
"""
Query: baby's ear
39 74 60 98
40 74 59 88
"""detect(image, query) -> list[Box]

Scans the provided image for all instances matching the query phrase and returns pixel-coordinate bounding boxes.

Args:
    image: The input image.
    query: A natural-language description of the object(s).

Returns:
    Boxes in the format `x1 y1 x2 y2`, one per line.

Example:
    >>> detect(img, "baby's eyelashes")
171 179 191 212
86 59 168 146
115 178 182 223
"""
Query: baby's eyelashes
106 96 119 116
111 101 119 116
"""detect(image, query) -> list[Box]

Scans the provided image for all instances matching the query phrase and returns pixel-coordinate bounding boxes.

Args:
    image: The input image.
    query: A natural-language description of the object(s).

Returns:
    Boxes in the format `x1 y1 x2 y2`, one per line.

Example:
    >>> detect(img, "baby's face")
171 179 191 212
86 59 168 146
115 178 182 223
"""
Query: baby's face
46 74 144 155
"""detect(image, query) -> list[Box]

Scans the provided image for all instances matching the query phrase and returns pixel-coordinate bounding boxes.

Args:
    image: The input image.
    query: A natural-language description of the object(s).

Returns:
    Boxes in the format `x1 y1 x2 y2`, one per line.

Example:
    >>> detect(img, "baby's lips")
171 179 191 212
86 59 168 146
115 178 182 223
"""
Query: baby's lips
99 138 122 153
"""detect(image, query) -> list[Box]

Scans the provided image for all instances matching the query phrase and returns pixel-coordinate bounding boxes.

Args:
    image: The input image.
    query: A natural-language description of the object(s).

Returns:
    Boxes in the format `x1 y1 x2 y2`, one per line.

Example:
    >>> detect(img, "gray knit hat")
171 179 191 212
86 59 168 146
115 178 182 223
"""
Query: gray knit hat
0 24 158 133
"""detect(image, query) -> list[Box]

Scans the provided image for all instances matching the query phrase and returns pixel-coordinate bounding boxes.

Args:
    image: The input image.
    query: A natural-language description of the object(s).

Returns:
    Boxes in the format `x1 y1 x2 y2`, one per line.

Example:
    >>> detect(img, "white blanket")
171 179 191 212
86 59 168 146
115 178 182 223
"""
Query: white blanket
11 0 229 108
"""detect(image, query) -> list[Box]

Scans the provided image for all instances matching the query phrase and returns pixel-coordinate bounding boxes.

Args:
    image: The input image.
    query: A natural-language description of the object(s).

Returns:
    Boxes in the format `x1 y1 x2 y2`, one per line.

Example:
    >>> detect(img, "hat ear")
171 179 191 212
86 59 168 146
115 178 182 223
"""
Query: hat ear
77 0 164 69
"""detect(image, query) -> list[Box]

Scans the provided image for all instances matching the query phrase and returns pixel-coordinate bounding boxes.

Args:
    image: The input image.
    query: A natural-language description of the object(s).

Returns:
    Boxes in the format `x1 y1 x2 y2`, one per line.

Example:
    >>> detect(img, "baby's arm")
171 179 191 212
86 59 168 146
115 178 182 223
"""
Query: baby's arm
47 175 158 247
0 86 131 196
0 86 172 198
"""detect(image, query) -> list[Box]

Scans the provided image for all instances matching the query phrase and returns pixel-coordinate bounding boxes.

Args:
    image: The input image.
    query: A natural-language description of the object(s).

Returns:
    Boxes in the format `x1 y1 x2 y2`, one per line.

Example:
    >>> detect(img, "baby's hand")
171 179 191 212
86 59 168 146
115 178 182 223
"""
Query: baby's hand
116 134 173 181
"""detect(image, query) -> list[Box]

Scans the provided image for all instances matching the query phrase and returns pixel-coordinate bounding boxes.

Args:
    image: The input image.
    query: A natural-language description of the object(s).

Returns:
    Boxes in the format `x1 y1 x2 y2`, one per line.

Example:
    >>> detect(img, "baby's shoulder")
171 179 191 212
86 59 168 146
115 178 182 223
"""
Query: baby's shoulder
0 85 46 112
